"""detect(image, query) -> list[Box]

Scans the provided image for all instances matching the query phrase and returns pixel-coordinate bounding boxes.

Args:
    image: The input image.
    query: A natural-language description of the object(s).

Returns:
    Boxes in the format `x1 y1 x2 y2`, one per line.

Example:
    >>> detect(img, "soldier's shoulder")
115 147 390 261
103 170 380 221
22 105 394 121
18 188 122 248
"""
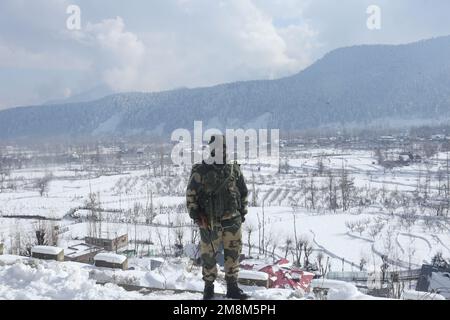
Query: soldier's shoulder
191 162 208 174
231 161 243 174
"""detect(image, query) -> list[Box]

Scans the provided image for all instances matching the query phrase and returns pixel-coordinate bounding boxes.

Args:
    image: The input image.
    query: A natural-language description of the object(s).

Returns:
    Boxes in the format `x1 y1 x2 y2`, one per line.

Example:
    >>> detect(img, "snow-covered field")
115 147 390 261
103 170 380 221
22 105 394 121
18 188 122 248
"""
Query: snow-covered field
1 146 450 299
0 255 308 300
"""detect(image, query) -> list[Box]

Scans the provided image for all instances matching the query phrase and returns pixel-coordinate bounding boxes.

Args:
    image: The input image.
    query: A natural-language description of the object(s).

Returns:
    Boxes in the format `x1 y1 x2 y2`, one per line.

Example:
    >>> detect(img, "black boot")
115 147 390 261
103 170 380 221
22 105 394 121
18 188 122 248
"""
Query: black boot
226 281 249 300
203 281 215 300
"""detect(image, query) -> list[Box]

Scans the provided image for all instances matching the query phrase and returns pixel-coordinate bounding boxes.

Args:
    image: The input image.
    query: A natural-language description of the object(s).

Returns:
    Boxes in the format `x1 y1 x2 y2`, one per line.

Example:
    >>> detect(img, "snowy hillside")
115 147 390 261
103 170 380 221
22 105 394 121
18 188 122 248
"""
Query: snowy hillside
2 36 450 139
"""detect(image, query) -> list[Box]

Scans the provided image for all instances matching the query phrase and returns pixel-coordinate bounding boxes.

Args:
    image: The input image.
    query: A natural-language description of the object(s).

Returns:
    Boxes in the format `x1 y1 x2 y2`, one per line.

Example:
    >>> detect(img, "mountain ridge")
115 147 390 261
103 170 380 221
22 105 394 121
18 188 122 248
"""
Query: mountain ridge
1 35 450 140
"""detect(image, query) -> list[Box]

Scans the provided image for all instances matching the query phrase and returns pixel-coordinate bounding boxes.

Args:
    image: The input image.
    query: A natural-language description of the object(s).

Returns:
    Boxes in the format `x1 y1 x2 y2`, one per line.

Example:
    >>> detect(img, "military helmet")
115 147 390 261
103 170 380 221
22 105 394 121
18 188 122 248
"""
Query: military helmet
207 134 227 164
208 134 226 146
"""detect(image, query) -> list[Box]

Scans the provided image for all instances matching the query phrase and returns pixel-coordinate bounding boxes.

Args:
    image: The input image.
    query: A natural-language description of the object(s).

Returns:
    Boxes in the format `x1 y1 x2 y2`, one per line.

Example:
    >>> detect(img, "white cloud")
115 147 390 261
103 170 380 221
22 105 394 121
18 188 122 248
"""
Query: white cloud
0 42 90 70
2 0 449 108
62 0 319 93
80 17 146 91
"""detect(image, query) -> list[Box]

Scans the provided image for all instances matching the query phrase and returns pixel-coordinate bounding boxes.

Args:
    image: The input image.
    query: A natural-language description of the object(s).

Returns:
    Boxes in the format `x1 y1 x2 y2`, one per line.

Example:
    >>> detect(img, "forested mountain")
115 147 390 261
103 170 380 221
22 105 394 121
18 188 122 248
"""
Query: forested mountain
1 36 450 139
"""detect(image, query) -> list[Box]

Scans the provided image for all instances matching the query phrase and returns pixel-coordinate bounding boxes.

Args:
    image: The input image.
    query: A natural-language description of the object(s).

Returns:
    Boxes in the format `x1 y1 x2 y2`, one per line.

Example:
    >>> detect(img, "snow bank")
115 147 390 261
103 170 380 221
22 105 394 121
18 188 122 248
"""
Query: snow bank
239 270 269 281
0 256 311 300
429 272 450 299
311 279 387 300
0 259 146 300
90 258 207 293
402 290 446 300
249 288 307 300
31 246 63 255
0 255 28 266
94 253 127 264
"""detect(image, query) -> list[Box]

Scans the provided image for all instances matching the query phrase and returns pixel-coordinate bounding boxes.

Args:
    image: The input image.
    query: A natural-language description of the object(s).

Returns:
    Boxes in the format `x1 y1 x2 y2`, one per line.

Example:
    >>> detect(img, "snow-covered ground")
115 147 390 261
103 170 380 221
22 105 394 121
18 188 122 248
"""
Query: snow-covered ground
1 146 450 299
0 255 308 300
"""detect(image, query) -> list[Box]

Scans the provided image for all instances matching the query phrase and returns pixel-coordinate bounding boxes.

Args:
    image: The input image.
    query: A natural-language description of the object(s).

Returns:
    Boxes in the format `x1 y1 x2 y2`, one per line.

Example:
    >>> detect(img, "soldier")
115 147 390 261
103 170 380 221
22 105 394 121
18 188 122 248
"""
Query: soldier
186 134 249 300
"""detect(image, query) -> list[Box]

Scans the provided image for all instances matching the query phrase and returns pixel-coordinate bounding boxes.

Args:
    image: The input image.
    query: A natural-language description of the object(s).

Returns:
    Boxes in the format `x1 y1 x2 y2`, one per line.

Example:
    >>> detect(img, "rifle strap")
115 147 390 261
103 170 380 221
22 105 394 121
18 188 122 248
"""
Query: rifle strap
210 163 235 197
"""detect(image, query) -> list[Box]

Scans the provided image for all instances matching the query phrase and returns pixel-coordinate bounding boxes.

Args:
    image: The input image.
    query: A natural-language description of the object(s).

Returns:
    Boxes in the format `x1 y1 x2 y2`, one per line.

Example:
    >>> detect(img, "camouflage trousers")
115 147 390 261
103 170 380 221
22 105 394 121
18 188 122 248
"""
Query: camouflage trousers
199 216 242 283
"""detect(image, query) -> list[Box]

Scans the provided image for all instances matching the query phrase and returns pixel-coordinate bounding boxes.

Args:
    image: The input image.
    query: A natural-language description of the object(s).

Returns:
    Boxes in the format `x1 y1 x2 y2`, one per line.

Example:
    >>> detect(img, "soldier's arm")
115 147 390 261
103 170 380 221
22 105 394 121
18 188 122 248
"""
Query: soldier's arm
186 165 203 222
236 165 249 219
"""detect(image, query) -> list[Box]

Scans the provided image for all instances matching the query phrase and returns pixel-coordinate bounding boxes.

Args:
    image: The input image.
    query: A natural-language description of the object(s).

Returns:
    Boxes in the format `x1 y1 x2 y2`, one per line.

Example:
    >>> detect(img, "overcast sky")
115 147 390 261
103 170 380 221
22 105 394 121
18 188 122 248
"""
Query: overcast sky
1 0 449 109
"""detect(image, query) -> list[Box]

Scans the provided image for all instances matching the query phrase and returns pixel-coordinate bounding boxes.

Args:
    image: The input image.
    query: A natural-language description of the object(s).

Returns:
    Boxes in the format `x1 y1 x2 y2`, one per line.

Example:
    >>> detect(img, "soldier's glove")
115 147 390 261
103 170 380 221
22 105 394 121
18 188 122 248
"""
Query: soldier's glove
240 208 248 223
196 215 208 228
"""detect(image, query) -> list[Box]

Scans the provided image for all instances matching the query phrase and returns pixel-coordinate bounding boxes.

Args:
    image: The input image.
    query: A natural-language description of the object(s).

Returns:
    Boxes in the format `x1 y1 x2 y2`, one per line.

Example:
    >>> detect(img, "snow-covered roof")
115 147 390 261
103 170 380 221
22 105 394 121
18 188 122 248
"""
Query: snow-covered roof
239 270 269 281
402 290 446 300
311 279 389 300
31 246 63 255
0 255 29 266
94 252 127 264
64 243 103 258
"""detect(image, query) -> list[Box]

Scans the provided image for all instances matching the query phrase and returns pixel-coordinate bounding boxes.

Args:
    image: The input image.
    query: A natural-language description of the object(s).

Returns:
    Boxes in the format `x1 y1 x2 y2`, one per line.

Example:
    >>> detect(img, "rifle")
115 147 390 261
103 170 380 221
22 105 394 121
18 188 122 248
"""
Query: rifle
199 215 216 257
198 163 236 258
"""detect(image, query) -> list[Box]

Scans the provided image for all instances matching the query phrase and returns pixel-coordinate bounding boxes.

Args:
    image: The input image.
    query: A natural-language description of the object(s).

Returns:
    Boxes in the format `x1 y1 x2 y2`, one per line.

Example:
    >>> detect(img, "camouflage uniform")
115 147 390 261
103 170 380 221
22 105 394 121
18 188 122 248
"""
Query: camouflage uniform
186 161 248 283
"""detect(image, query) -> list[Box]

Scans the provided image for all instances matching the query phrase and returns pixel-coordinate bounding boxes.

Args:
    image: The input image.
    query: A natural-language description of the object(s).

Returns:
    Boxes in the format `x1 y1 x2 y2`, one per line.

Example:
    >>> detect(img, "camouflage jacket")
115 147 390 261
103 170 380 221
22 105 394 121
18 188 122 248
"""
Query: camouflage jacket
186 162 248 222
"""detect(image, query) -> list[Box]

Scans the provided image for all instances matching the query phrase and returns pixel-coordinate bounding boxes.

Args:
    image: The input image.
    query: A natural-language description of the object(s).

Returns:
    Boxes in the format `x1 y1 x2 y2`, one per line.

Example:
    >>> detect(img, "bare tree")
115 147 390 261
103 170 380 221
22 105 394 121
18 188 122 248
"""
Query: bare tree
263 230 273 258
270 241 278 263
261 201 266 255
431 252 449 269
155 226 168 257
316 252 324 273
339 163 354 211
368 221 383 240
374 148 384 165
159 145 165 176
244 223 255 258
292 210 304 267
279 158 290 174
145 187 155 224
48 221 59 246
380 255 390 283
35 220 47 246
345 220 356 233
0 158 10 193
133 202 143 254
359 257 367 271
256 213 262 254
445 152 450 217
306 176 317 210
437 168 445 196
316 253 331 276
173 215 185 255
250 171 259 207
303 239 313 268
423 143 438 159
327 171 338 212
86 191 101 238
354 218 369 236
34 219 59 247
36 173 53 197
284 237 293 259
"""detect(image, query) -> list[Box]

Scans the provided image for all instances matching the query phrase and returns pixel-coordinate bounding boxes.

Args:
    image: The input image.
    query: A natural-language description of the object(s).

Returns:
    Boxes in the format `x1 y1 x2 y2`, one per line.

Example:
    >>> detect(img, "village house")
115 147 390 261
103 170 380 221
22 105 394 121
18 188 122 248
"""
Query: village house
85 234 128 252
238 270 270 288
416 264 450 299
379 135 397 143
431 134 446 141
31 246 64 261
399 151 414 163
94 252 128 270
64 243 103 264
